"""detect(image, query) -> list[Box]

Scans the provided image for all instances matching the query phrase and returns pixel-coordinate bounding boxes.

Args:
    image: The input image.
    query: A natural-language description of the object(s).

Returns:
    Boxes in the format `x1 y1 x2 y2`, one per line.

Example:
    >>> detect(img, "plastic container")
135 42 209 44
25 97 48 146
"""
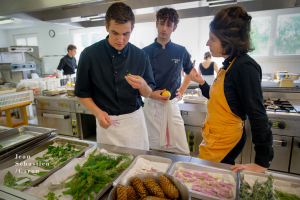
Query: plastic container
0 90 34 107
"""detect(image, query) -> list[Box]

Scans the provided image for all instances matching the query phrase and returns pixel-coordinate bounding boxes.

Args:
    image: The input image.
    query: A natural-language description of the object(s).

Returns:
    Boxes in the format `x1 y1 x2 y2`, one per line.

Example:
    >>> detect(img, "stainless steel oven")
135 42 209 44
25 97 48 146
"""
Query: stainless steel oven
35 98 78 137
243 95 300 175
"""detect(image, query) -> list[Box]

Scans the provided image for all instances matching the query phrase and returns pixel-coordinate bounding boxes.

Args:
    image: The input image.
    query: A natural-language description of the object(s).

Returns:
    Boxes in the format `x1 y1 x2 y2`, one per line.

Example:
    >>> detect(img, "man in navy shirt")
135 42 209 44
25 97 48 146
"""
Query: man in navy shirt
75 2 155 150
143 8 193 155
54 44 77 76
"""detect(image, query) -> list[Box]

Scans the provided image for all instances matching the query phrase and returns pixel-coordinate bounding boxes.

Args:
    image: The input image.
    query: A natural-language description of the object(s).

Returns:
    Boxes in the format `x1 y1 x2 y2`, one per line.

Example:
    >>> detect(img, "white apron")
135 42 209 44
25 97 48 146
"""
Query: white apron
96 107 149 150
143 98 189 154
202 75 215 86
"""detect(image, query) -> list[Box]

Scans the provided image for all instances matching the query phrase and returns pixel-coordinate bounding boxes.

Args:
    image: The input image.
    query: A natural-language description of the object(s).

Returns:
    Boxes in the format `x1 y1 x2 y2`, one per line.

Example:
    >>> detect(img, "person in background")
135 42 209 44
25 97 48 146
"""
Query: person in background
197 51 218 85
75 2 155 150
143 8 193 155
198 52 218 75
53 44 77 76
190 6 274 173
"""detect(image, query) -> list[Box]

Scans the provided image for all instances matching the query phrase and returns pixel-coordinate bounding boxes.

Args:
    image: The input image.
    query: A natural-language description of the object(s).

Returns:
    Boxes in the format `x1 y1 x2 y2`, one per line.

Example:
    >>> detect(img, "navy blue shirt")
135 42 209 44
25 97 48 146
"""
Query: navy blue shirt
199 54 273 168
57 54 77 75
143 39 193 100
75 35 156 116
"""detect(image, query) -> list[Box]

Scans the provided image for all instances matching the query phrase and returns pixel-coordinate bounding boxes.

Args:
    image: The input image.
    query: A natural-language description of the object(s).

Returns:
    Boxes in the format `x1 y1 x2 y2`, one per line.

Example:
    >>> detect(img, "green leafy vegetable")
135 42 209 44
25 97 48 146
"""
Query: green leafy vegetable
37 143 83 167
275 189 300 200
239 174 276 200
4 171 32 190
0 144 3 149
44 192 62 200
63 149 132 200
27 171 49 176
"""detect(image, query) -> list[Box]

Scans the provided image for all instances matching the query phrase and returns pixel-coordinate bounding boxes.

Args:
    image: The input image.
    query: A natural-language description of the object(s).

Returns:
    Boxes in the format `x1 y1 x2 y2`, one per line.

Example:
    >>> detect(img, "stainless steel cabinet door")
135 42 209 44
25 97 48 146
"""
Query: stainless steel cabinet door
36 109 73 136
290 137 300 174
251 135 292 172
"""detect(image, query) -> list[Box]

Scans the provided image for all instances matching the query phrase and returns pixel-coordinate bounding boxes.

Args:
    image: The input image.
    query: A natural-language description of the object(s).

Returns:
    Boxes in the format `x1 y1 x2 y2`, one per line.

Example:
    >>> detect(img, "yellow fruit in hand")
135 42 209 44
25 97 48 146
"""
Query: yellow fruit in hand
161 90 171 97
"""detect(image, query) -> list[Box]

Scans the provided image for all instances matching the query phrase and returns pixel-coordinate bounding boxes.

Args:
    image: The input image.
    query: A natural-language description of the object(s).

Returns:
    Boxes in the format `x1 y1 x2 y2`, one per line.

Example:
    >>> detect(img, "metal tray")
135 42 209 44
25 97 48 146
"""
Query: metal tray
0 136 93 191
237 169 300 199
113 154 172 186
168 161 237 200
23 147 134 200
0 126 56 154
108 172 191 200
0 132 58 163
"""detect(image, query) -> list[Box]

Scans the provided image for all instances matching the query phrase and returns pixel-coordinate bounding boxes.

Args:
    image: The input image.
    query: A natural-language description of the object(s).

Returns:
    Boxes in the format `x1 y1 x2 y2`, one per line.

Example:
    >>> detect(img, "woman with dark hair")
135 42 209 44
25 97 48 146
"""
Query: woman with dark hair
198 51 219 85
190 6 274 173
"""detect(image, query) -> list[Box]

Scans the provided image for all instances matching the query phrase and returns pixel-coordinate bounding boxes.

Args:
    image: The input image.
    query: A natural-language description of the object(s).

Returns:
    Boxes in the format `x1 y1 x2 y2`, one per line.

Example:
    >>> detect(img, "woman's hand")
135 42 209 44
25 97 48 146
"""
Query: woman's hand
231 163 267 173
190 68 205 85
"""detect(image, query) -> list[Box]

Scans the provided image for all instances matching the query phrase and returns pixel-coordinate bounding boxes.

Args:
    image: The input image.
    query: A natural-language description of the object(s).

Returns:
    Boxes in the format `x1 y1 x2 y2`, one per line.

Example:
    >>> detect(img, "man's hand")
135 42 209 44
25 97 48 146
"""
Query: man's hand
150 89 170 103
175 89 183 101
96 111 111 129
231 163 268 173
125 74 146 89
190 68 205 85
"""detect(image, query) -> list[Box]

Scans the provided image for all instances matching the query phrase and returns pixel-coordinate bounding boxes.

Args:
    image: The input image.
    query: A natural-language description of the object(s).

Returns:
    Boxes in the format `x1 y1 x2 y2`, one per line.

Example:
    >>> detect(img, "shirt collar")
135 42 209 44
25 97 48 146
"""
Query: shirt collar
66 54 73 58
222 55 236 70
105 35 128 56
154 38 172 49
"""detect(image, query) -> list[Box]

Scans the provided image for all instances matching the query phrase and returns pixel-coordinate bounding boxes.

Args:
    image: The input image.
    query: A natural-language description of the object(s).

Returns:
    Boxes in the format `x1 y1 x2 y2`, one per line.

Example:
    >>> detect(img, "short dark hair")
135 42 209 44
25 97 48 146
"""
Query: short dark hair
67 44 76 52
204 52 211 59
156 8 179 26
105 2 135 28
210 6 254 58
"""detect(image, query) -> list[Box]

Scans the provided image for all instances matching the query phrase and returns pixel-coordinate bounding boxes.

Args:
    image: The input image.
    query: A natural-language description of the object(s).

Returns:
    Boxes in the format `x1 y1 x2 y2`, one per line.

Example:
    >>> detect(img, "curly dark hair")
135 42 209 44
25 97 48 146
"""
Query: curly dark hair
156 7 179 26
210 6 254 58
105 2 135 28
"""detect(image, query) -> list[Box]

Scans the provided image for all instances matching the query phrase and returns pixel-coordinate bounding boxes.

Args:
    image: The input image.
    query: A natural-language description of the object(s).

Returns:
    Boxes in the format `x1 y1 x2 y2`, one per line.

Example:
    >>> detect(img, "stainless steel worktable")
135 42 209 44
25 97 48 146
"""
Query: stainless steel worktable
95 143 233 200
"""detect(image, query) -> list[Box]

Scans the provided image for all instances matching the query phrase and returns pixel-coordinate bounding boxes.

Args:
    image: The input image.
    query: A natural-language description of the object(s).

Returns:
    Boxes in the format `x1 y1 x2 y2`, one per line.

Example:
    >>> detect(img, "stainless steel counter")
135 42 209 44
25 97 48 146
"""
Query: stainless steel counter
95 143 233 200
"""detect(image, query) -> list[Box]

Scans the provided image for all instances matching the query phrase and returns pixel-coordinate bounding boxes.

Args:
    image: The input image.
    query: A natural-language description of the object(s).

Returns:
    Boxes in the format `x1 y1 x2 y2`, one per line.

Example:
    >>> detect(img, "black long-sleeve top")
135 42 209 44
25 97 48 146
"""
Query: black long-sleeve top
199 54 274 168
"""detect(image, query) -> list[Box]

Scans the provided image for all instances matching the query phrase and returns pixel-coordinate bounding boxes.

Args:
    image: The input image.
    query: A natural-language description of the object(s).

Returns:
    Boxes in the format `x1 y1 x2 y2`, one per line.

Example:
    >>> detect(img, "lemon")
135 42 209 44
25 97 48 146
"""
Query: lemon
161 90 171 97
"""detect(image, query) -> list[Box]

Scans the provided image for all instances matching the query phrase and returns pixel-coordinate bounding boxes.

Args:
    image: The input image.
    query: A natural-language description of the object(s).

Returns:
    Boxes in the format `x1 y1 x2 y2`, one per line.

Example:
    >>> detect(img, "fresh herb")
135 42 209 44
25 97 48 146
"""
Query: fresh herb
27 171 49 176
36 143 83 167
0 144 2 149
4 171 32 190
127 74 130 77
44 192 62 200
63 149 132 200
275 189 300 200
239 174 276 200
35 158 54 170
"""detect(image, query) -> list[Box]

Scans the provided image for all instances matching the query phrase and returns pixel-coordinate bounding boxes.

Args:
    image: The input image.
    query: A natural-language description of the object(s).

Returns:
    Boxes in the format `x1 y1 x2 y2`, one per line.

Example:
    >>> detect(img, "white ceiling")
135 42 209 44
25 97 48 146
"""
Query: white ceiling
0 17 50 30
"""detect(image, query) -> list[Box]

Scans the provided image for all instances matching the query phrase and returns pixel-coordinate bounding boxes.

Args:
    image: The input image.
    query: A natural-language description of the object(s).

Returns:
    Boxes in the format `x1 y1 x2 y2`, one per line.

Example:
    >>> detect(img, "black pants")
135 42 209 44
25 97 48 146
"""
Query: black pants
221 126 246 165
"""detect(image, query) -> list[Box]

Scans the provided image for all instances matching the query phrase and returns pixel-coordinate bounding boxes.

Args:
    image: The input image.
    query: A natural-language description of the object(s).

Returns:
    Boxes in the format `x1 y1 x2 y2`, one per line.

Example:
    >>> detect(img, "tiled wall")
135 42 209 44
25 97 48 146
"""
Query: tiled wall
259 61 300 79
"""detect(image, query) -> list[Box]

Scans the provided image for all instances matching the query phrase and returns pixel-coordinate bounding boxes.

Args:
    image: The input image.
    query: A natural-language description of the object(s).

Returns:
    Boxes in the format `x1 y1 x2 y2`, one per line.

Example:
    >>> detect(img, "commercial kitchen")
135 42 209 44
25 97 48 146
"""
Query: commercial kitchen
0 0 300 199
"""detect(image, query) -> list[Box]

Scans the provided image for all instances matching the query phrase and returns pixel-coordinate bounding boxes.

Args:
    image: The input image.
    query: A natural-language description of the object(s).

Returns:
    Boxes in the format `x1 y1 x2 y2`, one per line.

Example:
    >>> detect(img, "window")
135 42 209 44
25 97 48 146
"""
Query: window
71 27 106 60
249 17 271 56
14 34 38 46
275 13 300 55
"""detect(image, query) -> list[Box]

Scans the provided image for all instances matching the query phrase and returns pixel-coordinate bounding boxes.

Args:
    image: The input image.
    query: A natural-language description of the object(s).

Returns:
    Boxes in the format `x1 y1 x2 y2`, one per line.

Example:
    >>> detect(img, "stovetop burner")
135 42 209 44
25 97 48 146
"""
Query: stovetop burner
264 99 297 113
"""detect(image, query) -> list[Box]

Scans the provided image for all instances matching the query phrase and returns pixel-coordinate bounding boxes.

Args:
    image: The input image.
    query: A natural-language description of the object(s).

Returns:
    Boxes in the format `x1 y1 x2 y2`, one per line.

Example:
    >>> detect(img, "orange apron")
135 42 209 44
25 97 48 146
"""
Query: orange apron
198 57 244 162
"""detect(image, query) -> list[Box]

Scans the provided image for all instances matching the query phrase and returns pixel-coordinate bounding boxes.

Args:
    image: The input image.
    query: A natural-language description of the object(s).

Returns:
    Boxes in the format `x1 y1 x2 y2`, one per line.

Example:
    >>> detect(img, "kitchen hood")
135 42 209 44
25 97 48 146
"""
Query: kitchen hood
0 0 298 28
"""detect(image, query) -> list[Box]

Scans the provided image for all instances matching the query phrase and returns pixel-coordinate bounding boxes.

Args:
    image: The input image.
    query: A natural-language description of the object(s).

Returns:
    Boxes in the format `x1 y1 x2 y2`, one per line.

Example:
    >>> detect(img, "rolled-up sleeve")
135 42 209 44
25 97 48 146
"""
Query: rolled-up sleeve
143 55 156 91
57 58 64 70
235 62 274 168
74 50 93 98
182 48 193 74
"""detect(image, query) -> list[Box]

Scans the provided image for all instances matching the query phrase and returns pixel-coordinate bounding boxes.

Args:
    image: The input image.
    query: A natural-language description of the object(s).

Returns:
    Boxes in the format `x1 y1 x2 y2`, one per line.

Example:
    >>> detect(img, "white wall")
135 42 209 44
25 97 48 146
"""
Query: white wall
5 23 77 75
0 29 8 47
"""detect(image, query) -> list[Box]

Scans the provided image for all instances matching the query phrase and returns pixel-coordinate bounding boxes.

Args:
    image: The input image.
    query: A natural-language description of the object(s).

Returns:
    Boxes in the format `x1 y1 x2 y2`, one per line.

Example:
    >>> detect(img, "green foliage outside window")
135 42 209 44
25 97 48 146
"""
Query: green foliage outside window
275 14 300 55
249 17 271 56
